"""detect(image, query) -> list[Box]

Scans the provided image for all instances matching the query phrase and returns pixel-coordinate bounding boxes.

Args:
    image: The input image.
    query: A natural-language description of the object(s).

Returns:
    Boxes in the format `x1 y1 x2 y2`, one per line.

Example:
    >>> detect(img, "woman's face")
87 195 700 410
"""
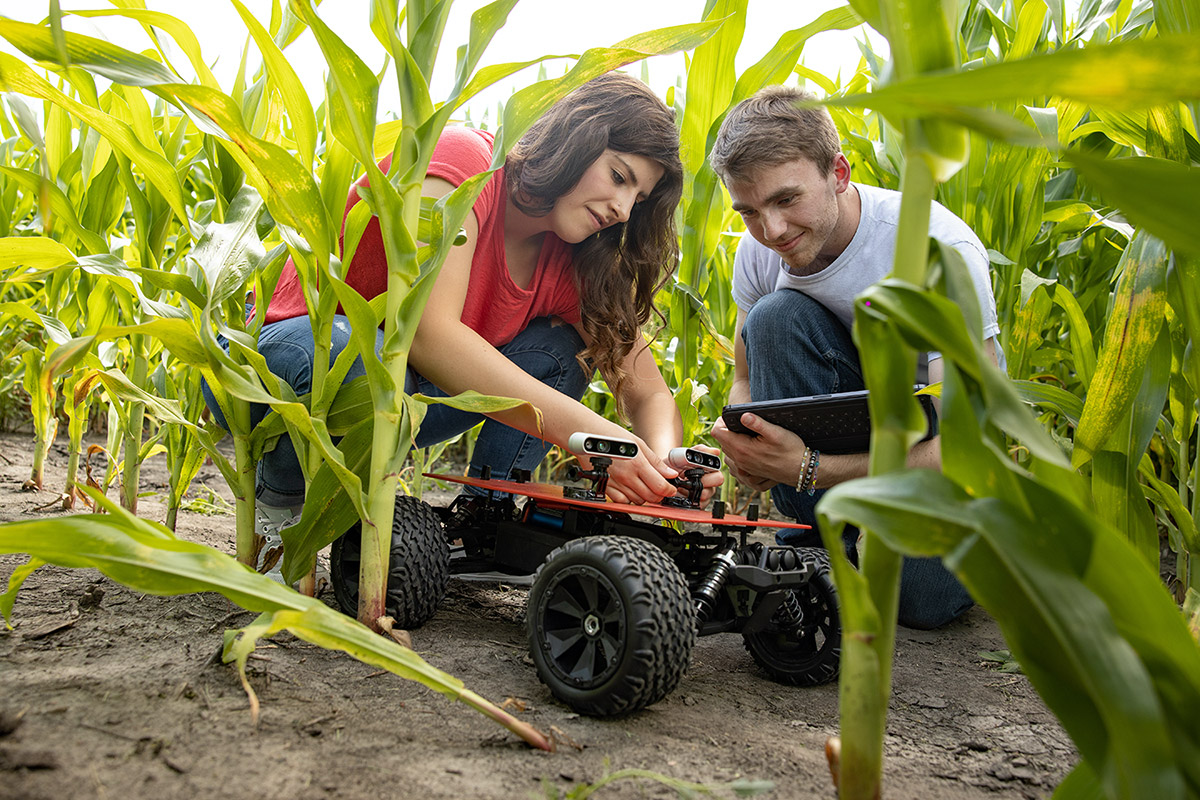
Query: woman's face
546 149 665 244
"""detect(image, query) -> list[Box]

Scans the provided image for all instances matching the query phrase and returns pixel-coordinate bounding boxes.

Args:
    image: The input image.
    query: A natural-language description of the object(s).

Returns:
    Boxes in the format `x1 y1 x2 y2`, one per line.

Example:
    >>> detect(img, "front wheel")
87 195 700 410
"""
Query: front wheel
743 547 840 686
331 495 450 628
527 536 695 716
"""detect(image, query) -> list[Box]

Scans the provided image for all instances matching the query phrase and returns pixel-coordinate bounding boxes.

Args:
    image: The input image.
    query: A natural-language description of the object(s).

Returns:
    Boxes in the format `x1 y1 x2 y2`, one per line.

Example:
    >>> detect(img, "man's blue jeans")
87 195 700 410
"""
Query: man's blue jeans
741 289 973 629
202 315 587 508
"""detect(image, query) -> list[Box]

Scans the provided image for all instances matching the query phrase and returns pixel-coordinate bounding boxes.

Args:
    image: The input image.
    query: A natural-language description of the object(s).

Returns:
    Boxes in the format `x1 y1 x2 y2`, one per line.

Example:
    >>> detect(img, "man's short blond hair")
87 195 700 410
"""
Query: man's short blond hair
709 86 842 183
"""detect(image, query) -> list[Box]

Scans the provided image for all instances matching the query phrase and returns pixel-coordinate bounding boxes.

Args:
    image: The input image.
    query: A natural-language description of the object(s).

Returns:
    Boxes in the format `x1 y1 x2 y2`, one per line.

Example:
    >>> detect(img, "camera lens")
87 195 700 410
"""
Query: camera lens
620 443 635 457
596 439 610 453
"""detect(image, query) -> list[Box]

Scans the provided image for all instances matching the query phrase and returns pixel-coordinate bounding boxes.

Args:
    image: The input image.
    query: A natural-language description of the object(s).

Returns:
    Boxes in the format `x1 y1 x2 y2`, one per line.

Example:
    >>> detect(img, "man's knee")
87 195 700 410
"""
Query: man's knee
742 290 849 357
897 556 974 630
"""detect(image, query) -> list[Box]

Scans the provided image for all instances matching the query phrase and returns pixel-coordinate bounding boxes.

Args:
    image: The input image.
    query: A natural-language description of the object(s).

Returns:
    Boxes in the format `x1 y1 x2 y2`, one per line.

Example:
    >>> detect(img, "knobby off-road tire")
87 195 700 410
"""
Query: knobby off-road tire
331 495 450 628
743 546 840 686
527 535 695 716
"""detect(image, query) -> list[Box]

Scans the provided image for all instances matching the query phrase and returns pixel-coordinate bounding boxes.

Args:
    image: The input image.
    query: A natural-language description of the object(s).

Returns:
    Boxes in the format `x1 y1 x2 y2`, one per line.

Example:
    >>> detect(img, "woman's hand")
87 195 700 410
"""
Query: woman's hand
666 444 724 506
578 449 672 506
710 413 806 493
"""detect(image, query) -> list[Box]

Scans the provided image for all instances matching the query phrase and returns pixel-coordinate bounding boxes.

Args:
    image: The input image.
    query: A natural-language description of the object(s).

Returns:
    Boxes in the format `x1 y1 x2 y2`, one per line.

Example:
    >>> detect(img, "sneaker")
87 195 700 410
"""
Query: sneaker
254 503 303 583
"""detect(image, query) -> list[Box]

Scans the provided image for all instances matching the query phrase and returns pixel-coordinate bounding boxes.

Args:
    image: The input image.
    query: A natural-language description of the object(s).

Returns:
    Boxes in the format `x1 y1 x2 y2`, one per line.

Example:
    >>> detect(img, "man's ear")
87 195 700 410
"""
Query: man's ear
831 153 852 192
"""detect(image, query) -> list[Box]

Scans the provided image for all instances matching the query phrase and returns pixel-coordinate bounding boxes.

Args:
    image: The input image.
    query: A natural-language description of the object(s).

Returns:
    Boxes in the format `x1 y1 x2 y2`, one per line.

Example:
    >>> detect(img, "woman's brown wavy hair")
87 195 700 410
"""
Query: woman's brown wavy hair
505 72 682 415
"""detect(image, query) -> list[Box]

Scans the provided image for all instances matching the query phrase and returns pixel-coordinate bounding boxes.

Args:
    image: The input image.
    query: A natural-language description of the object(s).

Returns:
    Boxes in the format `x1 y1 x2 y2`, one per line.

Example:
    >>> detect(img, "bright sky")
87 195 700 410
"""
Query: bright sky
5 1 883 121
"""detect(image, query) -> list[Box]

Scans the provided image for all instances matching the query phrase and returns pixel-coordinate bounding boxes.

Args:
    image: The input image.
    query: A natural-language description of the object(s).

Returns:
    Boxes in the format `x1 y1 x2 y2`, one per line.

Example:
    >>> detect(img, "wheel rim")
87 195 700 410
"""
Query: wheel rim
536 564 626 688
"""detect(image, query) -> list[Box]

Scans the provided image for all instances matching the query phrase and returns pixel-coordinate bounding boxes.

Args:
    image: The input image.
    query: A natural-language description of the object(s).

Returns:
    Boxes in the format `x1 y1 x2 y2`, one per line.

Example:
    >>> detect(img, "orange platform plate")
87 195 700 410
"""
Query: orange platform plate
423 472 811 530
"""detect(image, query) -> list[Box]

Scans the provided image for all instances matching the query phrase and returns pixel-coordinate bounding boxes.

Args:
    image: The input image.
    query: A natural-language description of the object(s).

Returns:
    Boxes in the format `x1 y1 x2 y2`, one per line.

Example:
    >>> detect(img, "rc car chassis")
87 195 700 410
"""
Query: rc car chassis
330 464 841 717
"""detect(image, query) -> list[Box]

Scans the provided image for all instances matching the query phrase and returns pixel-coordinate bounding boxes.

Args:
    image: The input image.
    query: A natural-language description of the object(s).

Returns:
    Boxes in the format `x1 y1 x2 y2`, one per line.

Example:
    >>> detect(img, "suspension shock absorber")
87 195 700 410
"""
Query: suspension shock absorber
694 542 739 625
764 546 805 627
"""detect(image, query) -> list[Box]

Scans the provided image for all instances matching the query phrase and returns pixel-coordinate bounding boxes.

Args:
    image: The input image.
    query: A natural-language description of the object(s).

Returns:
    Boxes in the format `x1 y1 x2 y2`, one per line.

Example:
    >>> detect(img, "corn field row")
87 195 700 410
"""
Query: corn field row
2 1 1200 797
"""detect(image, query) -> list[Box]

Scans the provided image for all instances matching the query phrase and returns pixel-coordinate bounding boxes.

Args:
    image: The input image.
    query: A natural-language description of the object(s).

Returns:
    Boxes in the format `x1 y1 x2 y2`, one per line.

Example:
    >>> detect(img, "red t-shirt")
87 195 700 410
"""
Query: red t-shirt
264 127 581 347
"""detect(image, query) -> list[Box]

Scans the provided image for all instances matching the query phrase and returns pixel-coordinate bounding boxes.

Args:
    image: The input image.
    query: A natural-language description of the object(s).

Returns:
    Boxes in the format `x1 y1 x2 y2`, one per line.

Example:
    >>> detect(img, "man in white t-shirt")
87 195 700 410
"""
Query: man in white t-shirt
708 86 1001 629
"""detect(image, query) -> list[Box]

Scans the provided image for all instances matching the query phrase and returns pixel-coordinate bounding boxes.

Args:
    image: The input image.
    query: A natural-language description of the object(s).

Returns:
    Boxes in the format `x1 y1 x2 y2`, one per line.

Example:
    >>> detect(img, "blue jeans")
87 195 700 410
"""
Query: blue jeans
741 289 973 630
202 315 587 508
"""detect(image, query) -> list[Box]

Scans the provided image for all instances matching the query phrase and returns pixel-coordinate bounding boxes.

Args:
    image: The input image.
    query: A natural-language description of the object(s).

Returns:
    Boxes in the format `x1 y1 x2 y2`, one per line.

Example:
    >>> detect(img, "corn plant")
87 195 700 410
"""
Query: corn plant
814 0 1200 796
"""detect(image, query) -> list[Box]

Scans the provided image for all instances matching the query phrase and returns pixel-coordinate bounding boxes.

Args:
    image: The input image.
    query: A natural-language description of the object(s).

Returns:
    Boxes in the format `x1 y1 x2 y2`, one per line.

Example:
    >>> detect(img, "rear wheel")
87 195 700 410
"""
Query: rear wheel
527 536 695 716
331 495 450 628
743 547 840 686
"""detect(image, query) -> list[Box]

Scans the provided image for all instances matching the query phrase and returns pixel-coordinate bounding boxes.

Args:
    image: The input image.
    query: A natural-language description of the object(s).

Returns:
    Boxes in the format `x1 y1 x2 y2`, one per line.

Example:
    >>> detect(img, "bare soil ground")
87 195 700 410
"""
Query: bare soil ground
0 431 1076 799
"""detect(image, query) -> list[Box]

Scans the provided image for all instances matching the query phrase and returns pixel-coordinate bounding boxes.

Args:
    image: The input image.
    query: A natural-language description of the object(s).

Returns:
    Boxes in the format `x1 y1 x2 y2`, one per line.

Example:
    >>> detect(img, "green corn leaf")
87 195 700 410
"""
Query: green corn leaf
280 416 373 583
326 279 398 403
0 492 550 750
0 236 76 271
1139 462 1200 557
860 280 981 373
94 367 237 488
820 469 1200 799
1012 379 1085 427
189 185 267 307
676 1 745 303
0 165 109 254
680 0 745 185
401 2 447 83
414 389 541 430
491 21 726 163
68 8 219 88
1051 284 1098 388
874 0 968 181
935 361 1030 510
1066 154 1200 258
1168 253 1200 401
1073 233 1170 469
1053 762 1103 800
833 34 1200 117
453 53 582 115
442 0 521 105
1 557 45 628
1091 326 1172 565
231 0 318 167
163 83 333 267
0 18 178 86
731 6 861 101
1154 0 1200 36
855 307 928 464
0 303 70 345
216 337 371 525
860 279 1073 470
0 54 188 230
290 0 380 171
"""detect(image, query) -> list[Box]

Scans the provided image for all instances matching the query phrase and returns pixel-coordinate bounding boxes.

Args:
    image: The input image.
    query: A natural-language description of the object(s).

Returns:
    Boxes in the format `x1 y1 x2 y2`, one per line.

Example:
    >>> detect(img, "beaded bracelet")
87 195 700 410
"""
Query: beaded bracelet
805 449 820 496
796 448 810 494
796 447 821 496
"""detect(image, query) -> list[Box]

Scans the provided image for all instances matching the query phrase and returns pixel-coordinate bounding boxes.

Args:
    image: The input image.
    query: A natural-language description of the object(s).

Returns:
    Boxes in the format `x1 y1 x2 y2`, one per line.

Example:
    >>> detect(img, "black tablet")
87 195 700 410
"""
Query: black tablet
720 388 937 454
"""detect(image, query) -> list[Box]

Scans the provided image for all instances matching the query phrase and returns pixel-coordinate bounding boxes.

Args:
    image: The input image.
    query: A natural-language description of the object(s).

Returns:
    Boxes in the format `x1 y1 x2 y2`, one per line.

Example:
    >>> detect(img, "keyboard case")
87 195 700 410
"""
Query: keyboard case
720 389 937 454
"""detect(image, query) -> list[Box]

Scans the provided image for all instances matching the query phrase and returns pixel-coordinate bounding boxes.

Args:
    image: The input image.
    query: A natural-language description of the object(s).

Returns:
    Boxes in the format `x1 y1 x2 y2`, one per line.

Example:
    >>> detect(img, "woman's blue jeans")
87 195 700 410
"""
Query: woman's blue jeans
741 289 973 629
202 315 587 508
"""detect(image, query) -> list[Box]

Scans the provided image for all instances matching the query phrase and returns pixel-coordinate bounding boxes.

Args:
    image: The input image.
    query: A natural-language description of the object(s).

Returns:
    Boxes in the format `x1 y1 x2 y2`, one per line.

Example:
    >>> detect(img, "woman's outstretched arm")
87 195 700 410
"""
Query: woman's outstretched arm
409 177 678 504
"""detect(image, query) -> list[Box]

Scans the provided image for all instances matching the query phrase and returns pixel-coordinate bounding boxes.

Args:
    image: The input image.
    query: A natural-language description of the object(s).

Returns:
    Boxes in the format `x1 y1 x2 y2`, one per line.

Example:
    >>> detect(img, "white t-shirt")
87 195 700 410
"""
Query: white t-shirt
732 183 1001 358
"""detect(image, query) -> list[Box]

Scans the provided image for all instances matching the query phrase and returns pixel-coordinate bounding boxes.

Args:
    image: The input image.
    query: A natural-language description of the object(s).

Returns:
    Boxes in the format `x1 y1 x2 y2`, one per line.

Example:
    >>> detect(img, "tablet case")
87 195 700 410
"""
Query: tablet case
721 389 937 454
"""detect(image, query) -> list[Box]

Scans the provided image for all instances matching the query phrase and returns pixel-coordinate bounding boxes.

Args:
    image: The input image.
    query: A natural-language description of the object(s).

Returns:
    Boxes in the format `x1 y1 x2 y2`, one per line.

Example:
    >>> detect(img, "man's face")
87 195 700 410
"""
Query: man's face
726 155 849 272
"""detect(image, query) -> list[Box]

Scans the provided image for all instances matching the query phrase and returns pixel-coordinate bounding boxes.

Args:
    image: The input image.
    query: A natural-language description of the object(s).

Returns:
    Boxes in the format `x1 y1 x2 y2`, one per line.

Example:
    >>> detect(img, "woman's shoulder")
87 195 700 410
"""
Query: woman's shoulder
434 127 495 165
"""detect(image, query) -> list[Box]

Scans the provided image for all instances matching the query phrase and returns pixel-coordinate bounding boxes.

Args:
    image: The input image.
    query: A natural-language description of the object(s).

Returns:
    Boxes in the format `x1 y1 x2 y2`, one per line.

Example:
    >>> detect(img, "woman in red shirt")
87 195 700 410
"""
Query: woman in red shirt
215 73 718 569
